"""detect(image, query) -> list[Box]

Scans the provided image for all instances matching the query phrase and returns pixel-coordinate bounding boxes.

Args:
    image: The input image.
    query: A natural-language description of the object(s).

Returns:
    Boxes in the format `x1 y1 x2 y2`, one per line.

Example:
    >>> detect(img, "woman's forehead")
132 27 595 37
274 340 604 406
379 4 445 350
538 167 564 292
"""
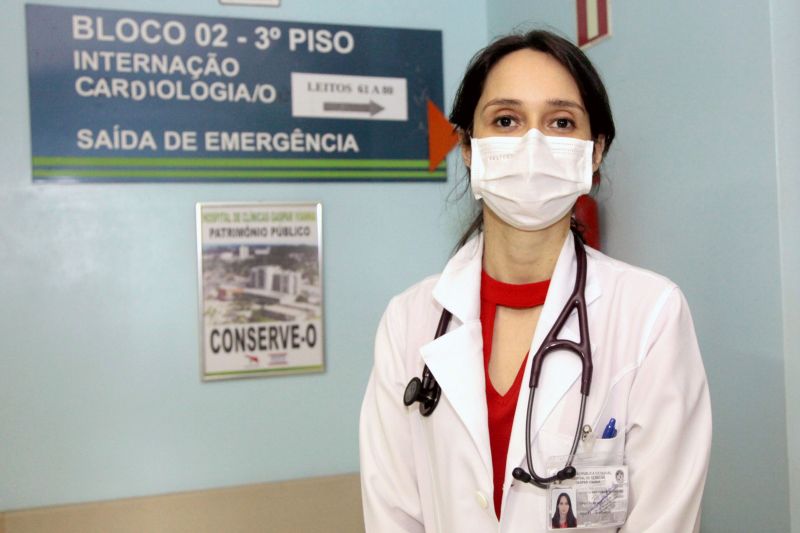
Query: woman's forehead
478 49 583 106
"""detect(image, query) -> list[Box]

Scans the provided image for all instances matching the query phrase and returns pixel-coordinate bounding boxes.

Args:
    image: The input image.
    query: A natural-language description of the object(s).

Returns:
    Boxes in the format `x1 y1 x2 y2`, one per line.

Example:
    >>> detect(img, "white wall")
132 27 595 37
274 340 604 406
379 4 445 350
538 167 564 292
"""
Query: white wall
770 0 800 530
487 1 791 532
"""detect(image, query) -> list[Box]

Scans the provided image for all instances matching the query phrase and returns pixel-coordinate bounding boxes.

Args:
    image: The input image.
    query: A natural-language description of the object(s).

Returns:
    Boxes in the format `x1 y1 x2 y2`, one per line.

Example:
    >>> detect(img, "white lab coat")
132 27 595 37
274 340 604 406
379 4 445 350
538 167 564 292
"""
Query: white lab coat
360 231 711 532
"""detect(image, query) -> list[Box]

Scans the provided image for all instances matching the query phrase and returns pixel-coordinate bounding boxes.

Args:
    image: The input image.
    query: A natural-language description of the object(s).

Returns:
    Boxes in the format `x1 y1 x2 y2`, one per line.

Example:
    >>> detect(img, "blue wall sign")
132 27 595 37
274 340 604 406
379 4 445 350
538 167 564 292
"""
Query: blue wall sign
25 5 446 182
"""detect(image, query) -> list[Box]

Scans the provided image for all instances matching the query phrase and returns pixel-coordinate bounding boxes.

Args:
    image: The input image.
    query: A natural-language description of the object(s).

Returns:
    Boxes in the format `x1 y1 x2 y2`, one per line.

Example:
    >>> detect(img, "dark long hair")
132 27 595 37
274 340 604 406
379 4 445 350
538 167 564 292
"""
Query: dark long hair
551 492 578 528
450 29 615 250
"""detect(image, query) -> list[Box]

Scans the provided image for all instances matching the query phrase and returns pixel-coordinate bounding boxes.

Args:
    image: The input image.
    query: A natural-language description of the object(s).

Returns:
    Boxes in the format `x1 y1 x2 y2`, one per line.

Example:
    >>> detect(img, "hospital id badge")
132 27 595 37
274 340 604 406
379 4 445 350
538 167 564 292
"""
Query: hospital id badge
546 466 628 530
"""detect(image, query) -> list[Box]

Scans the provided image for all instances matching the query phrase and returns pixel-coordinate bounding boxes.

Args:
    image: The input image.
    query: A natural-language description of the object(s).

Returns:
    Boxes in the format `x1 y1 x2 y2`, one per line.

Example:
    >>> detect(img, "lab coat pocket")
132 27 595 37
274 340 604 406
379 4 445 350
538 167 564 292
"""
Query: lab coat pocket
574 431 625 467
541 428 625 472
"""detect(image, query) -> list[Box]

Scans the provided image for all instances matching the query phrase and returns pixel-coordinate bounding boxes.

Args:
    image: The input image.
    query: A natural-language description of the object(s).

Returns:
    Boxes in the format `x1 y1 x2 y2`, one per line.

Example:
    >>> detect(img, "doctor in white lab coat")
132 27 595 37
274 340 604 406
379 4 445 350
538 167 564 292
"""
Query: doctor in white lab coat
360 30 711 533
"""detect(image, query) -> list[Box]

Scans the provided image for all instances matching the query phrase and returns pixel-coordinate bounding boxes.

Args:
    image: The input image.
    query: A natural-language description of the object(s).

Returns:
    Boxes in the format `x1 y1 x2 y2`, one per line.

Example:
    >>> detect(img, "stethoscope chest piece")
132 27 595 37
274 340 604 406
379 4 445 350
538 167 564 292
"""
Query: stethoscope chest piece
403 376 440 416
403 378 422 406
404 309 452 416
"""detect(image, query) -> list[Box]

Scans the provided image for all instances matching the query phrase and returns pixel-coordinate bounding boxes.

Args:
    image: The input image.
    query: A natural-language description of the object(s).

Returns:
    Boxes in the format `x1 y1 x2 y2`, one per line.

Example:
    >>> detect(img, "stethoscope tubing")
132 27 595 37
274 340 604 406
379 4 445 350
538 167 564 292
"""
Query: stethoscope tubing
522 383 588 487
405 229 593 488
518 230 592 486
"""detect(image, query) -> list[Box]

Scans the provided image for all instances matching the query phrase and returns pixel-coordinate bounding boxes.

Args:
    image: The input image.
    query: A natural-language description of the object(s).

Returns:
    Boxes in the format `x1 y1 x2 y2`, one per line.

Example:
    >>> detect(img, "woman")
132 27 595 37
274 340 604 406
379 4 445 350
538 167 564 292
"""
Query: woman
360 30 711 532
552 493 577 529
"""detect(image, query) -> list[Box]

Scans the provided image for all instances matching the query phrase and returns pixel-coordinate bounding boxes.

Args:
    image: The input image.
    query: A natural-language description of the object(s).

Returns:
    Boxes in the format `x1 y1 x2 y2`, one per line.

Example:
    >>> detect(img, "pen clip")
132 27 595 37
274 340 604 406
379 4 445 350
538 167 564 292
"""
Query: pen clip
581 424 596 453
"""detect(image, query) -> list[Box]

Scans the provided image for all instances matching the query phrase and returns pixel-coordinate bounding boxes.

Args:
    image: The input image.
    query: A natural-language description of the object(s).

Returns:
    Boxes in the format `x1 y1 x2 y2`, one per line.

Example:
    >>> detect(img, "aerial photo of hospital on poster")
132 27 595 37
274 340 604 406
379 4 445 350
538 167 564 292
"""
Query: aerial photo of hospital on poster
197 202 323 380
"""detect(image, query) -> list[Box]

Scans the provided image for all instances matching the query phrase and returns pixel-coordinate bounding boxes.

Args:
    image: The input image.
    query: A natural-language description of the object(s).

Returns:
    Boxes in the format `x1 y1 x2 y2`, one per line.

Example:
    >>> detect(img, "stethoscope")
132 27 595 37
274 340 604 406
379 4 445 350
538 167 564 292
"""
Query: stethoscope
403 229 593 488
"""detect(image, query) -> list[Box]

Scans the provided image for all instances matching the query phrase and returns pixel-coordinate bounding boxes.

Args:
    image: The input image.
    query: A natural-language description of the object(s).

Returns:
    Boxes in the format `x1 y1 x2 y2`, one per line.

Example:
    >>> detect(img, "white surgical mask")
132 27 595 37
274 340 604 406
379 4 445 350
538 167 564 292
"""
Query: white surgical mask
470 128 594 231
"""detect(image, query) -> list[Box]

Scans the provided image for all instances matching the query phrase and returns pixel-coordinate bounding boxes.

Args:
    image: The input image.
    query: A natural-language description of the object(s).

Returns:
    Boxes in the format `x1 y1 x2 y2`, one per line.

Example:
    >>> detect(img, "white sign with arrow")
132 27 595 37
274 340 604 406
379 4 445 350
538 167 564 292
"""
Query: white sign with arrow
291 72 407 121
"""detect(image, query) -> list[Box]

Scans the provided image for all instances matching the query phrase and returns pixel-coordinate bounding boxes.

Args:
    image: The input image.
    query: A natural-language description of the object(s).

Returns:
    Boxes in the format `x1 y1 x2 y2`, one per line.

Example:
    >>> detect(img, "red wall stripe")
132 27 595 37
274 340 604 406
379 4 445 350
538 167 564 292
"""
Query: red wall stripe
577 0 588 46
597 0 608 37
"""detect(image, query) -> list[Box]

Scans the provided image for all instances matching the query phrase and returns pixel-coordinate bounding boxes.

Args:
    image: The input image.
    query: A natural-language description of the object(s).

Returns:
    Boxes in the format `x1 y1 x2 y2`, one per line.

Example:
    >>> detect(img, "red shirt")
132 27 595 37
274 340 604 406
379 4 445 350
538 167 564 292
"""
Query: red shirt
480 271 550 519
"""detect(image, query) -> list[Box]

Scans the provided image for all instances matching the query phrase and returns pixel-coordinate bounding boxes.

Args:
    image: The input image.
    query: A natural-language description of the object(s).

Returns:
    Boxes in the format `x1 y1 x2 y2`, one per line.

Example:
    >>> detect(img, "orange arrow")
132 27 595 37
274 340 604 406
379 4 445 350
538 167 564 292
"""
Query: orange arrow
427 99 460 172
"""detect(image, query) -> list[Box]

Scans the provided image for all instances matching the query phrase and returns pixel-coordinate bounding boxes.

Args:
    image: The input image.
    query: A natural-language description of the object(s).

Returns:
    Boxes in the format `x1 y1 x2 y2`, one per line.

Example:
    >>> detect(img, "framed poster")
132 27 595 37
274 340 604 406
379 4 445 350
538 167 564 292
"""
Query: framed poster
196 202 323 380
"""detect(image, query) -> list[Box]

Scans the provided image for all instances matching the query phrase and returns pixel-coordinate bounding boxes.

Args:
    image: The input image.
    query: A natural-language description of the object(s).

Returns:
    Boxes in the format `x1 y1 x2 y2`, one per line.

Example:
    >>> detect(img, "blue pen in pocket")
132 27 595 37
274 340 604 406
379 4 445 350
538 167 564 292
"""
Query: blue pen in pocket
601 417 617 439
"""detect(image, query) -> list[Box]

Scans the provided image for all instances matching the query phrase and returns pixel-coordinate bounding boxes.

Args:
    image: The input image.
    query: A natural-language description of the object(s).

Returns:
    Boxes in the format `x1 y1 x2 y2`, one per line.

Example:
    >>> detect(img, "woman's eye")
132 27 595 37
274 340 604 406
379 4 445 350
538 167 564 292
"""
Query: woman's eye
552 117 574 129
495 116 516 128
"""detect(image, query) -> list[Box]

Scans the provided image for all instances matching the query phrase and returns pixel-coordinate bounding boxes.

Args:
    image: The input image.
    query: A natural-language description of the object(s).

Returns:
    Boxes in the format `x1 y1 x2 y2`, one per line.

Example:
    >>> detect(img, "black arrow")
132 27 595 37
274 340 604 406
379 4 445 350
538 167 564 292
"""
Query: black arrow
323 100 385 116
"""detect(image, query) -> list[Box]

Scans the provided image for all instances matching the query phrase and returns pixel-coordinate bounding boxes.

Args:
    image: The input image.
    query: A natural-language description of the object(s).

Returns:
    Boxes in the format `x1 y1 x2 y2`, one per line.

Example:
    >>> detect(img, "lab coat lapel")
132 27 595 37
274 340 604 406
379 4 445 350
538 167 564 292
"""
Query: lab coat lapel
420 235 492 478
505 232 602 486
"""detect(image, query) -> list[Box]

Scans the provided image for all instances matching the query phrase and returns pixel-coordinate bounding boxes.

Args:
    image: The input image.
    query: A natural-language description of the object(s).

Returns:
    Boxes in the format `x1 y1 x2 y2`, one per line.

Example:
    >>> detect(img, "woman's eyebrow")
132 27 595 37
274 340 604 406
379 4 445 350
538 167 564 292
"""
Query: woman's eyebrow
482 97 587 115
546 98 587 114
482 98 523 111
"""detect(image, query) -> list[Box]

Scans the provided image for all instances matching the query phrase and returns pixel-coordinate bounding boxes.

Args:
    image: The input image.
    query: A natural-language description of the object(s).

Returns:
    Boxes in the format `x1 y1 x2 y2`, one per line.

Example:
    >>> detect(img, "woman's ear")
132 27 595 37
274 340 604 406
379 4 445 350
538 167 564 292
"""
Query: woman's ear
592 135 606 172
460 131 472 169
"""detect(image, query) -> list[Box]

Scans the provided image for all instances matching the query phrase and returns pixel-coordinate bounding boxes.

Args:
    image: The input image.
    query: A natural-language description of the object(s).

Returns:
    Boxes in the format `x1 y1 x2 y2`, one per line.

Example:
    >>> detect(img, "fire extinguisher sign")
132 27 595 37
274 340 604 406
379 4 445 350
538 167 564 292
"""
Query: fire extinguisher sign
576 0 611 49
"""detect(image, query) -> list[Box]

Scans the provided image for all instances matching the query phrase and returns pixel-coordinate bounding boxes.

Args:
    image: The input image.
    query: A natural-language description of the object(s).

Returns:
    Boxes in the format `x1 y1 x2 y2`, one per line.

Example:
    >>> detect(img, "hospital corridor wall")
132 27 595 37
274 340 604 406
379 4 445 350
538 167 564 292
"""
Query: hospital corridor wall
0 0 487 530
2 0 799 532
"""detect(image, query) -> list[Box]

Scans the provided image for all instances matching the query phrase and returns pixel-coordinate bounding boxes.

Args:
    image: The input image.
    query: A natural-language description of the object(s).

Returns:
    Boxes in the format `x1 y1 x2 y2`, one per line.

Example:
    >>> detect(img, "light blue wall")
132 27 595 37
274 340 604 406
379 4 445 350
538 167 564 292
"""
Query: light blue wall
487 2 790 532
771 0 800 530
0 0 486 510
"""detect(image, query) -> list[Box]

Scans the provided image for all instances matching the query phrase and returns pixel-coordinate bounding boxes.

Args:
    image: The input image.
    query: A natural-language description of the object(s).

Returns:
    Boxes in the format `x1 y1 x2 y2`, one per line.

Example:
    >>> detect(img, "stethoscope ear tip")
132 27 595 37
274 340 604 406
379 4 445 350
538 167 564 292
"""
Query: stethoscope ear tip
512 467 532 483
558 466 577 480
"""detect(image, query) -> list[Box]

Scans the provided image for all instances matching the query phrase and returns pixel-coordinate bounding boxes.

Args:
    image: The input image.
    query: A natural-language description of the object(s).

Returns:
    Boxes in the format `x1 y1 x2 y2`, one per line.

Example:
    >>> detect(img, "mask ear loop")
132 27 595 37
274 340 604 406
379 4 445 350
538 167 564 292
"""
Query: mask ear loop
459 129 473 175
